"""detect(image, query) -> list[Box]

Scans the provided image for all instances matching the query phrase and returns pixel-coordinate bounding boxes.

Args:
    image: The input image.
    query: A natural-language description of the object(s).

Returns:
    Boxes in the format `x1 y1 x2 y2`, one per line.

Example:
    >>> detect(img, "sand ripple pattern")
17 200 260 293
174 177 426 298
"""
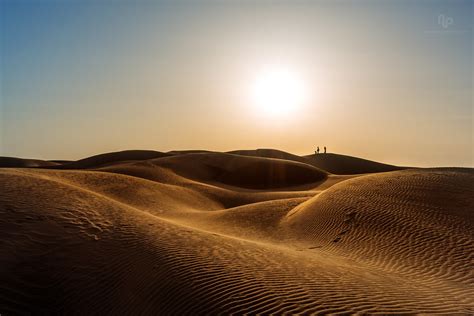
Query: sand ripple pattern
1 164 473 315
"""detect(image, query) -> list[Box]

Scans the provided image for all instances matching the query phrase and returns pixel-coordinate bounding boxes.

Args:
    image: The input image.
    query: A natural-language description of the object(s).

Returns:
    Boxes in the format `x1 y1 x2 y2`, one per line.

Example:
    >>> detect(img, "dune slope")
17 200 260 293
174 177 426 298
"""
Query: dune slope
229 148 402 174
52 150 170 169
148 152 327 189
0 157 59 168
305 152 402 174
229 148 312 165
283 169 474 307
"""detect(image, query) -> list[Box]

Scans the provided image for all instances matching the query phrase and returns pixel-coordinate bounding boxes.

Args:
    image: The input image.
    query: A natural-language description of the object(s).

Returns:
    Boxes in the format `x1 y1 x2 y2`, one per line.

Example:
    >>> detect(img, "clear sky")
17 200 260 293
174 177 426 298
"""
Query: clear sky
1 0 472 167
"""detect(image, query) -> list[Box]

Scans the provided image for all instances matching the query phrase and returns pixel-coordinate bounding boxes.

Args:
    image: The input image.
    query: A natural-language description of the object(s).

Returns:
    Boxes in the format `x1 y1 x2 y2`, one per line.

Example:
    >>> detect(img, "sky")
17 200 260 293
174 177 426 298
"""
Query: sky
1 0 472 167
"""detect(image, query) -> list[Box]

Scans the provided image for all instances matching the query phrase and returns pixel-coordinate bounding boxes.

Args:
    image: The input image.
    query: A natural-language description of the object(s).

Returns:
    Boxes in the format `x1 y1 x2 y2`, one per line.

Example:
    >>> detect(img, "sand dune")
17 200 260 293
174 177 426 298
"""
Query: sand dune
147 152 327 189
167 149 214 155
0 151 472 314
229 148 312 165
0 157 59 168
229 148 402 174
52 150 170 169
282 169 474 302
305 152 403 174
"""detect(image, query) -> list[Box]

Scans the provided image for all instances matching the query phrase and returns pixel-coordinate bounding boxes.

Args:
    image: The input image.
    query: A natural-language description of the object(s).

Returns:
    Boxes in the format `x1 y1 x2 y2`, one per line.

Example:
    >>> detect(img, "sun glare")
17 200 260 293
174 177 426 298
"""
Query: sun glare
251 66 308 117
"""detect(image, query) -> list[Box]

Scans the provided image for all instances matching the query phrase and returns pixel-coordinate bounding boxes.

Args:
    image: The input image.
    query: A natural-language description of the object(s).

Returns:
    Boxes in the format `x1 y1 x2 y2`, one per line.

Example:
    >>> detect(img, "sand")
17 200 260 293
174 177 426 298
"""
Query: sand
0 150 473 314
228 149 402 174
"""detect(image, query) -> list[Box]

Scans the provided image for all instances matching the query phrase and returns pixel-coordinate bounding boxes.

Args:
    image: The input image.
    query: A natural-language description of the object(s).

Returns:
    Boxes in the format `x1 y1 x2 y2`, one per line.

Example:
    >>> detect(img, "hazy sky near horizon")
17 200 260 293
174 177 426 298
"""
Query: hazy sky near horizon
1 0 472 167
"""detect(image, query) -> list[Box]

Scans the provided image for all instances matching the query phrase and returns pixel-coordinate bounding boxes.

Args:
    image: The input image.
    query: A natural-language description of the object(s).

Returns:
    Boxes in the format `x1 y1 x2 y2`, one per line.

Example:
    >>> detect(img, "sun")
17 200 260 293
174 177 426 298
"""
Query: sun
251 66 308 117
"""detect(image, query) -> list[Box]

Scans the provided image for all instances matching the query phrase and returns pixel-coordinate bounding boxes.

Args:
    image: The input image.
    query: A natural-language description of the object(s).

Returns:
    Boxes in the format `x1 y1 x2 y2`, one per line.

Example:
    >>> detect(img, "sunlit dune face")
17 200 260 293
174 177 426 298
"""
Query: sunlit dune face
251 66 308 117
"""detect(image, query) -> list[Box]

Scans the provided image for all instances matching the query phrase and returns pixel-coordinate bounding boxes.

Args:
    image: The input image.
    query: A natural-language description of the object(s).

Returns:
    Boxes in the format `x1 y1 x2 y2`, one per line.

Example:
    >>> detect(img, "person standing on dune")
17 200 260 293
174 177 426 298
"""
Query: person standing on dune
316 147 320 154
324 146 326 154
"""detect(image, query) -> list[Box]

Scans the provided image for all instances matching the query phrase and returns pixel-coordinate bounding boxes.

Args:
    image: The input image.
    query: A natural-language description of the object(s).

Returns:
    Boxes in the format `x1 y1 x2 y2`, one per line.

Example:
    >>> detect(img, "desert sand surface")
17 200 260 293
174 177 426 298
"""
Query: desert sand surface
1 150 473 315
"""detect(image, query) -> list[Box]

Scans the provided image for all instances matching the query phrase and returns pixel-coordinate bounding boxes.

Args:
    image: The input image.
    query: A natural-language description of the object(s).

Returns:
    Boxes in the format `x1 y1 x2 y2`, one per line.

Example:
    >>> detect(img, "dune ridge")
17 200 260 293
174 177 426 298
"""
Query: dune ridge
1 148 402 176
1 151 472 314
228 148 402 174
50 150 171 169
0 157 59 168
305 152 403 174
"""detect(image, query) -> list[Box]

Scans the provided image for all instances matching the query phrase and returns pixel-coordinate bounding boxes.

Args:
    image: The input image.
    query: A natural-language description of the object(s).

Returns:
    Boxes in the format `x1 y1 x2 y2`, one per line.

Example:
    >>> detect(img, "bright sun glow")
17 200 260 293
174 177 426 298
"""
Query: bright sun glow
251 66 308 117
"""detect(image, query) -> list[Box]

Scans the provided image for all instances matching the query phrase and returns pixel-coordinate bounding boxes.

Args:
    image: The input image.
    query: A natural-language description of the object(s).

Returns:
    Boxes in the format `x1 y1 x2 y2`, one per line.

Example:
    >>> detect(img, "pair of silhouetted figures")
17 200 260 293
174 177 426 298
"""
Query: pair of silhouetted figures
315 146 326 154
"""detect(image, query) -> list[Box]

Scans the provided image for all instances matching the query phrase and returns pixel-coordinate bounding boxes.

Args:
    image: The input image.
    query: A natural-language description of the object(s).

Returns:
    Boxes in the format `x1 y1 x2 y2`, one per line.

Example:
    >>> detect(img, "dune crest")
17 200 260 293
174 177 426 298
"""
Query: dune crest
305 152 402 174
0 157 59 168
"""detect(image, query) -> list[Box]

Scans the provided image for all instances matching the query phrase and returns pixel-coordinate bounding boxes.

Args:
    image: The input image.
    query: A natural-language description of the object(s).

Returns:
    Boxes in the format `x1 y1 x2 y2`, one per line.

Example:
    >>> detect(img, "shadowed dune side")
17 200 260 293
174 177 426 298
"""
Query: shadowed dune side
167 149 213 155
148 152 328 189
97 161 319 209
229 148 403 175
0 157 59 168
229 148 312 166
1 168 473 315
50 150 171 169
304 153 403 174
48 160 73 164
23 167 317 217
1 150 403 176
2 150 328 190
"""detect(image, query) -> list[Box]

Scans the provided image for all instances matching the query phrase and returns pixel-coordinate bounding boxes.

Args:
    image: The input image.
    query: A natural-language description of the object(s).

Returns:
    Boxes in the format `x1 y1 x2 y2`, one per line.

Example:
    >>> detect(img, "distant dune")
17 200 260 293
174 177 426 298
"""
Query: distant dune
228 148 402 174
51 150 170 169
167 149 214 155
151 152 327 189
229 148 312 165
0 156 59 168
305 152 403 174
1 150 472 314
0 149 401 175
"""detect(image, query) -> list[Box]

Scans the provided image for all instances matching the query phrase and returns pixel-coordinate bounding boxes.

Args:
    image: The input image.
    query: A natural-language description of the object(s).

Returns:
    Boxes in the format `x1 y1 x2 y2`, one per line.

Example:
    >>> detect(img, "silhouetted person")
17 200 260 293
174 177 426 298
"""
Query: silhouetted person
324 146 326 154
316 147 320 154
